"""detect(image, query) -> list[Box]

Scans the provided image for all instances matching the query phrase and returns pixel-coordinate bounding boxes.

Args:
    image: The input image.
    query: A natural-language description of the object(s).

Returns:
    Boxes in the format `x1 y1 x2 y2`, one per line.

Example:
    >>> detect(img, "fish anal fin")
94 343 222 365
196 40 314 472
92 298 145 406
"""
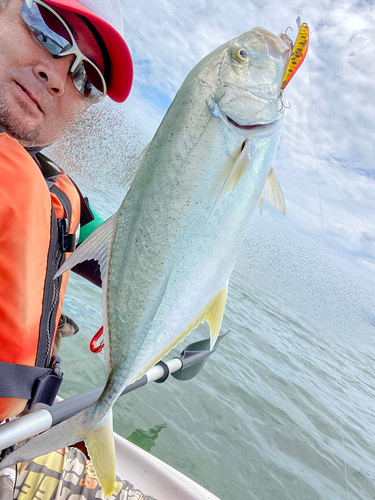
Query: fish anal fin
183 283 228 351
260 167 286 215
130 284 229 383
85 411 116 498
206 283 228 350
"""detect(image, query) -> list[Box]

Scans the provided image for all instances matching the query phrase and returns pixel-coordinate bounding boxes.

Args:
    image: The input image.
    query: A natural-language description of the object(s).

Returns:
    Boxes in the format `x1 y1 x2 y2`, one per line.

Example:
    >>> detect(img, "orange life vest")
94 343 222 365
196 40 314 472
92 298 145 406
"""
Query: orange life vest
0 133 81 420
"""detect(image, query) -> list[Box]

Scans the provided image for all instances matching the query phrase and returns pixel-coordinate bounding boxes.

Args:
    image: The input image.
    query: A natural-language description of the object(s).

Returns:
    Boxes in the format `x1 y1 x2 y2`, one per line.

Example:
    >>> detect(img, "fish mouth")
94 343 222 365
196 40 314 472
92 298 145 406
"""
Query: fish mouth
212 102 282 135
226 115 274 130
225 113 283 134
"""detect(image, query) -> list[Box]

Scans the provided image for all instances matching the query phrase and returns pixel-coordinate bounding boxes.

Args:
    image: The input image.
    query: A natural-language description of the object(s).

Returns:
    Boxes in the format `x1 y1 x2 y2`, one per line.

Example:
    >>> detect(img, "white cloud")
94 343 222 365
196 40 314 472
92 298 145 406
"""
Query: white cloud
116 0 375 271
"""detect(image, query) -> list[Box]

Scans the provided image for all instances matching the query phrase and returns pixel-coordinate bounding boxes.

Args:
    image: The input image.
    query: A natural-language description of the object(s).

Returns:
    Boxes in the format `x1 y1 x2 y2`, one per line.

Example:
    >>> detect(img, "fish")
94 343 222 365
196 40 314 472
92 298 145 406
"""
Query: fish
0 26 296 496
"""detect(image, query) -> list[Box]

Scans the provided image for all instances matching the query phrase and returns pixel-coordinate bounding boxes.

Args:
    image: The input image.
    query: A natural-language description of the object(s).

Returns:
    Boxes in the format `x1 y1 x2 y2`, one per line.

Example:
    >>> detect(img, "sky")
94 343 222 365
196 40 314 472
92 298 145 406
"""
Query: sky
112 0 375 275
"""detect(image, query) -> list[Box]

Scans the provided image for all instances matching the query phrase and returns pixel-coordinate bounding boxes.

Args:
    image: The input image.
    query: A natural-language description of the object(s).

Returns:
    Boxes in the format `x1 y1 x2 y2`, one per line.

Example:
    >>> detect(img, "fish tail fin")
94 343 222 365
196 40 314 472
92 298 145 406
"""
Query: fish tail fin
0 407 116 497
85 410 116 498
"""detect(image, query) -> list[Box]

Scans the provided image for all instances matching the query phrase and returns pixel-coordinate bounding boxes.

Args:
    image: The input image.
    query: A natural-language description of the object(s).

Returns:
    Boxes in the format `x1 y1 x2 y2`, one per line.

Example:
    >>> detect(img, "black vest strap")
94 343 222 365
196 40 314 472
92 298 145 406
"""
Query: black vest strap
0 357 63 409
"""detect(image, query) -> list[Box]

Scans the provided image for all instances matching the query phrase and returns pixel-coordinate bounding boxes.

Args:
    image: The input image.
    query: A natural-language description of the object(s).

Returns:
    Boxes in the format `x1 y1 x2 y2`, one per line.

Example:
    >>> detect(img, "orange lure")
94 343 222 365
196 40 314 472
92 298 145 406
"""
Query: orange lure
281 20 309 90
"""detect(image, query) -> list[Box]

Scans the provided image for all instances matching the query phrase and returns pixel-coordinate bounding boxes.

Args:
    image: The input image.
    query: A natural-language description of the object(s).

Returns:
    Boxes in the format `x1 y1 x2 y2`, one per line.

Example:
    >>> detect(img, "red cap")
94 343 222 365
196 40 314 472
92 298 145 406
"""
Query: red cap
44 0 133 103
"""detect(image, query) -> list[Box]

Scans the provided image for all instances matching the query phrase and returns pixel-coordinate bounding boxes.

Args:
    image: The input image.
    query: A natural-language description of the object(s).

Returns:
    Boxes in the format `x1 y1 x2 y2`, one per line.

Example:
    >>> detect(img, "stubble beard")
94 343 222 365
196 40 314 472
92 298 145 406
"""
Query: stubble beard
0 94 88 148
0 94 43 145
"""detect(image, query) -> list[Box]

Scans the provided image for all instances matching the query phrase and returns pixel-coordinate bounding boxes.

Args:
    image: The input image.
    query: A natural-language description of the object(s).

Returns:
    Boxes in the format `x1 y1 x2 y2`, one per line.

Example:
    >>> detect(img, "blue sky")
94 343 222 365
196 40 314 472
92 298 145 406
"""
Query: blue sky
50 0 374 274
114 0 375 274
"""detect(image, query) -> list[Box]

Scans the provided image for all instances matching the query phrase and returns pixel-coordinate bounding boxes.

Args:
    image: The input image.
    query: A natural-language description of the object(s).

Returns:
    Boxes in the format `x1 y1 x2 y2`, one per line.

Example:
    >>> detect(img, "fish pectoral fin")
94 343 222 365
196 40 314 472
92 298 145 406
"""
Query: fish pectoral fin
187 142 252 252
54 213 118 283
209 140 253 220
259 167 286 215
85 411 116 498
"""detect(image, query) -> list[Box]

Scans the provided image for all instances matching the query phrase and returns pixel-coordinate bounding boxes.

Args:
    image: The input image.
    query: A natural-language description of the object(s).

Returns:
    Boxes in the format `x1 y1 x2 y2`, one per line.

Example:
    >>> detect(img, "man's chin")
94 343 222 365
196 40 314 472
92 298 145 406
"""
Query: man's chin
0 117 45 147
0 102 88 148
1 119 70 149
16 135 51 149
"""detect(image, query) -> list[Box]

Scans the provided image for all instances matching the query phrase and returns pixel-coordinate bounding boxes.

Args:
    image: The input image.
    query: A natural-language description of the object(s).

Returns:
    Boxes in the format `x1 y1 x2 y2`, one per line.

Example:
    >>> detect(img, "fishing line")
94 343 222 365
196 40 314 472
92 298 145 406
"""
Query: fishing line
307 43 350 500
307 48 324 241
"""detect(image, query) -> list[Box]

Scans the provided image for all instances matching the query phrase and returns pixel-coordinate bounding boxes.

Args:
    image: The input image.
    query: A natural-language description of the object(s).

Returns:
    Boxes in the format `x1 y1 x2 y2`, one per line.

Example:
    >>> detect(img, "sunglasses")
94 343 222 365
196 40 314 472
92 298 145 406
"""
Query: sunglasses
22 0 107 104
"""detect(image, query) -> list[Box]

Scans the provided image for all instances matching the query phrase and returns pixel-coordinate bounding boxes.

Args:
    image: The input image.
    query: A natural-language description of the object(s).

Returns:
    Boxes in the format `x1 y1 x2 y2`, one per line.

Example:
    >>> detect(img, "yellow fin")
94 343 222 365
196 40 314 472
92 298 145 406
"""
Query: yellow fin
205 283 228 350
85 411 116 498
130 284 229 383
259 167 285 215
183 283 228 351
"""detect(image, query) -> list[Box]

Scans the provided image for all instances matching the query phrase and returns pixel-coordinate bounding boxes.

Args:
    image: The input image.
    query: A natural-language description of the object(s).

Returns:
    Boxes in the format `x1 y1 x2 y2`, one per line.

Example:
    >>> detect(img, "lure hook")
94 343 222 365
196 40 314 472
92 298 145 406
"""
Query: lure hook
277 92 291 112
279 27 294 49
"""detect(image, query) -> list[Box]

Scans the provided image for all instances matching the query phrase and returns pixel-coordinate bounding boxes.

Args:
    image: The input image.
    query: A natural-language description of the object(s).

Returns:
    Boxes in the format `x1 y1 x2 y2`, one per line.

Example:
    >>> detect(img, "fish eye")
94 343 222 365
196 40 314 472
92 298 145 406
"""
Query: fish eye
234 48 249 63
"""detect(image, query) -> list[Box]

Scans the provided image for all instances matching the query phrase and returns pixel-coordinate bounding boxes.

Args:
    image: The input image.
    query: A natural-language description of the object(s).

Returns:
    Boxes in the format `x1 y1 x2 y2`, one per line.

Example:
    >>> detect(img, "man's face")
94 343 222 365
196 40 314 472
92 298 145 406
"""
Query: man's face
0 0 104 147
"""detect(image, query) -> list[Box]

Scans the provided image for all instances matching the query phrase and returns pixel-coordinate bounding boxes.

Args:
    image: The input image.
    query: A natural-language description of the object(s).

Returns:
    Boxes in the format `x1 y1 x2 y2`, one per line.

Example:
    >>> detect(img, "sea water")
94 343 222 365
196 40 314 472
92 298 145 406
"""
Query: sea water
57 189 375 500
49 106 375 500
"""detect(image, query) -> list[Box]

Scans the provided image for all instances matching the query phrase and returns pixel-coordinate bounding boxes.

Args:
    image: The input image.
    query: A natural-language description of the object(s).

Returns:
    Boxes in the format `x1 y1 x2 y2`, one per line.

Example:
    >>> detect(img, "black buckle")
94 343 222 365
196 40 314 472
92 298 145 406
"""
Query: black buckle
28 356 63 409
57 218 75 253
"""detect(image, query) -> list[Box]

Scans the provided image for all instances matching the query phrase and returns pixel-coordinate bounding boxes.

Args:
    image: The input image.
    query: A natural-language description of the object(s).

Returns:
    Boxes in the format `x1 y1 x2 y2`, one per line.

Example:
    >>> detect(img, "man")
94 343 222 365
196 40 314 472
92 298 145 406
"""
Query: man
0 1 155 498
0 0 134 420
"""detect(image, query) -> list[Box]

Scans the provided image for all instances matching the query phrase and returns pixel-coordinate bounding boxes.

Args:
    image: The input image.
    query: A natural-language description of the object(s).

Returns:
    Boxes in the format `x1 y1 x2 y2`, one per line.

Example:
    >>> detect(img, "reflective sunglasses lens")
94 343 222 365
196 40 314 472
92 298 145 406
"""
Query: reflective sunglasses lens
38 4 71 42
21 2 71 56
83 60 105 94
21 1 107 103
71 62 104 104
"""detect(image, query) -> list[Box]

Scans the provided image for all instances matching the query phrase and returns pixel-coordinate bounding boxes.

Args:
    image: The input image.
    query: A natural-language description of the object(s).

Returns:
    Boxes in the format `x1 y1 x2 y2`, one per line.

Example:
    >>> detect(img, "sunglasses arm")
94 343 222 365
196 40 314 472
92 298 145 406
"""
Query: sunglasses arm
59 45 84 73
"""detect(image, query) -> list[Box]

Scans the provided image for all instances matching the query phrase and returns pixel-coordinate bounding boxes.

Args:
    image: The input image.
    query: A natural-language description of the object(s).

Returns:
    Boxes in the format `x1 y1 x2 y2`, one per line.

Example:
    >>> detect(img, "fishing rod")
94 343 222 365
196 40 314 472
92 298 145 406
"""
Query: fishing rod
0 331 228 452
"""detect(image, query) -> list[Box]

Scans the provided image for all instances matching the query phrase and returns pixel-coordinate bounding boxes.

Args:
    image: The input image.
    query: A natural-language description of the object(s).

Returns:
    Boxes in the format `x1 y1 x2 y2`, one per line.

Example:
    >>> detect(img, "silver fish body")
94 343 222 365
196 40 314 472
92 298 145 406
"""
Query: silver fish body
1 27 292 496
105 27 290 390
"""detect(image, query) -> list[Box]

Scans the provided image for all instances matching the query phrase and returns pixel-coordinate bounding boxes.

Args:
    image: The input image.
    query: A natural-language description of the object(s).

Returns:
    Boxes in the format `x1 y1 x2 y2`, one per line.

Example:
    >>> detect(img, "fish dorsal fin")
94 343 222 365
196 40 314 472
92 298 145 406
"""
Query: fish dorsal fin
54 213 118 285
258 167 286 215
209 140 252 220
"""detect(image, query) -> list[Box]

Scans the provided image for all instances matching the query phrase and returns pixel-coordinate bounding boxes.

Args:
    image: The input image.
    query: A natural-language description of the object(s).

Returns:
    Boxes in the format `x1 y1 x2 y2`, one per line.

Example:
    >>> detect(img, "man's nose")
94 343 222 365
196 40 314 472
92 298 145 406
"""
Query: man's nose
33 53 76 96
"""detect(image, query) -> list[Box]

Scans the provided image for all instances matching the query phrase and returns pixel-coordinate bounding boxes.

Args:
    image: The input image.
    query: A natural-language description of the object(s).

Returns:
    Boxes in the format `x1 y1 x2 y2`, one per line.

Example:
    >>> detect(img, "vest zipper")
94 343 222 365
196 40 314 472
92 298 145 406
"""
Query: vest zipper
34 159 74 369
43 248 64 367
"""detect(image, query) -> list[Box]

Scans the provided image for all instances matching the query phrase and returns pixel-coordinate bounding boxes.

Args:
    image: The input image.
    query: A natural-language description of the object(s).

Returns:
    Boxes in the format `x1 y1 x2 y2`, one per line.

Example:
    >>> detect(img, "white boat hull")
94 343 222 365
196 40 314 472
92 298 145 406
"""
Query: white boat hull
114 432 221 500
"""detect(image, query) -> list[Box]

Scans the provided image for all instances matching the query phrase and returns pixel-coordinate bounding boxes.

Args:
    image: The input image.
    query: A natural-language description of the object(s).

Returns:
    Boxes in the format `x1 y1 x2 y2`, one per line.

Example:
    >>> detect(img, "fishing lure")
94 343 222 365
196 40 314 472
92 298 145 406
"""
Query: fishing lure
280 18 309 90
